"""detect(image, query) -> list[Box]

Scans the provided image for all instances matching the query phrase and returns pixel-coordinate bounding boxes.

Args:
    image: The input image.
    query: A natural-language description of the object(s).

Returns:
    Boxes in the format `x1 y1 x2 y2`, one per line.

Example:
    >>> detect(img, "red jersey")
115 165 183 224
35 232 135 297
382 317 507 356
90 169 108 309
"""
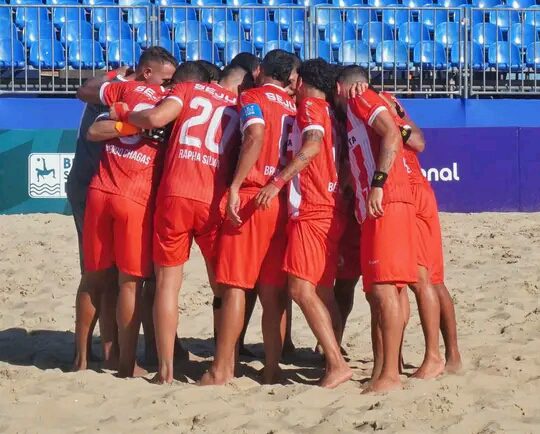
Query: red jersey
89 80 166 205
159 82 241 204
287 97 343 218
347 89 413 223
238 83 296 188
380 92 426 186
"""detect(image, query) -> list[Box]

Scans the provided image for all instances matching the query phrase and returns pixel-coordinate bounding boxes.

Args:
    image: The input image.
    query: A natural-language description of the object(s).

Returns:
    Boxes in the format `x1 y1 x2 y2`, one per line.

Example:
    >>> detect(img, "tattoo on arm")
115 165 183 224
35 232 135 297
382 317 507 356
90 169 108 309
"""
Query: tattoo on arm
296 152 308 162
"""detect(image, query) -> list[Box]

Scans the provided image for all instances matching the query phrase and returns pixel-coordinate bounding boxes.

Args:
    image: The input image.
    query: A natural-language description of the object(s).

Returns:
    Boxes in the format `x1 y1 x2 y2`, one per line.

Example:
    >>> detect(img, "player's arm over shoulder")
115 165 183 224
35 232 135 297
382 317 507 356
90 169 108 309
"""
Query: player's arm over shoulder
127 85 185 129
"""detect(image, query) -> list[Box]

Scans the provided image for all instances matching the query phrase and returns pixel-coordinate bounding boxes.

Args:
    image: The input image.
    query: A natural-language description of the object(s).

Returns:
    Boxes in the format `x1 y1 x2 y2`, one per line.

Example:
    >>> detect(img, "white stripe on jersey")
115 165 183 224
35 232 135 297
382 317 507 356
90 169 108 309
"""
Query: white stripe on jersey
288 121 302 217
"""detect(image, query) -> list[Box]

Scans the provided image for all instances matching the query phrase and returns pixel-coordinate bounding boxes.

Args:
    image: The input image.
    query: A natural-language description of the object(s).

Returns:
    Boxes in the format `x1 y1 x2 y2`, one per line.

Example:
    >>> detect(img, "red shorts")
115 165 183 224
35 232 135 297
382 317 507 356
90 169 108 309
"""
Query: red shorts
153 196 222 267
284 212 346 288
361 201 417 291
215 189 287 289
83 189 153 278
336 214 361 280
412 183 445 284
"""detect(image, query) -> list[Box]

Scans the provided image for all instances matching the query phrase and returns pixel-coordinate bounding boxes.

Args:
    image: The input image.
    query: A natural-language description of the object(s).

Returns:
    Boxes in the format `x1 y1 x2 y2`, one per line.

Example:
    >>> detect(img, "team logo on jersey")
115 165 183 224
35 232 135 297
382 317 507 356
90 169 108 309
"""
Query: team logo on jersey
28 153 74 198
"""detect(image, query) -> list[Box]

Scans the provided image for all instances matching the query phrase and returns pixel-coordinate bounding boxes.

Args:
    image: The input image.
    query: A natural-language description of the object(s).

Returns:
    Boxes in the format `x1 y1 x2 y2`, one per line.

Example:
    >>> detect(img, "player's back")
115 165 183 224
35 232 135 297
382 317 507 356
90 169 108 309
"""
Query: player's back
90 80 166 205
238 83 296 189
288 97 343 217
160 81 240 205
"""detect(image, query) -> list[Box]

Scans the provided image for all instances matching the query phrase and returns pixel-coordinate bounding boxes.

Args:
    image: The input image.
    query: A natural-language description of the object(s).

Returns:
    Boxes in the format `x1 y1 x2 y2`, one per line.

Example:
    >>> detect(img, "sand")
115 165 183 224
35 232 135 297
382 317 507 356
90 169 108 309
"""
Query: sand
0 212 539 433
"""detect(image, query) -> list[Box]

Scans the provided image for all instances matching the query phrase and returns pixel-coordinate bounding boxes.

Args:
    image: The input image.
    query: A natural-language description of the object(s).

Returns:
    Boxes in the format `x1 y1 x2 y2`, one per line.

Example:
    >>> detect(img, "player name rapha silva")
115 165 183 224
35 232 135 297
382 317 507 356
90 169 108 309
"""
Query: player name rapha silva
105 144 151 165
179 149 219 168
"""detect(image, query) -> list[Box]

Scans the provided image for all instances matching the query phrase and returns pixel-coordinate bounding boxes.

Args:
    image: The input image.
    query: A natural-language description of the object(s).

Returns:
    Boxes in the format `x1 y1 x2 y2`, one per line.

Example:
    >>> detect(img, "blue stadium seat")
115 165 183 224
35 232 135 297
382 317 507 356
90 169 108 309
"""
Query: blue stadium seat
434 22 460 47
274 5 305 30
12 0 42 4
337 0 364 6
402 0 432 6
525 41 540 67
367 0 394 6
264 39 294 54
137 22 170 46
98 21 133 46
106 40 141 67
376 41 410 69
261 0 296 5
91 7 122 28
127 7 150 27
0 39 26 69
472 23 503 47
471 0 501 7
450 41 485 70
83 0 115 5
316 40 333 62
361 22 393 49
510 0 535 8
29 39 66 68
185 40 219 62
290 20 306 49
440 0 467 7
60 20 94 44
68 39 106 68
162 5 197 27
509 23 537 48
226 0 257 11
156 41 180 61
418 6 451 31
173 20 207 48
239 4 267 31
346 9 377 30
15 7 49 28
213 21 245 49
22 20 56 44
489 6 520 31
0 19 17 41
338 40 372 67
413 41 448 69
382 5 410 28
326 22 357 49
398 22 431 48
201 8 234 29
224 40 255 64
298 0 330 6
46 0 79 4
524 6 540 29
456 5 485 28
192 0 221 6
488 41 522 71
0 9 10 22
315 8 343 28
253 21 280 49
118 0 150 5
52 8 86 27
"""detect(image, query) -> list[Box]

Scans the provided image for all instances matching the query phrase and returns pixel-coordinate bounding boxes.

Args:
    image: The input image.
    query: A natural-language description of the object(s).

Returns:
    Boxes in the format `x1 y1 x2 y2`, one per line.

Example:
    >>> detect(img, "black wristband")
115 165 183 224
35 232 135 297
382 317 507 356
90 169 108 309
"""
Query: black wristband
400 124 412 144
371 171 388 188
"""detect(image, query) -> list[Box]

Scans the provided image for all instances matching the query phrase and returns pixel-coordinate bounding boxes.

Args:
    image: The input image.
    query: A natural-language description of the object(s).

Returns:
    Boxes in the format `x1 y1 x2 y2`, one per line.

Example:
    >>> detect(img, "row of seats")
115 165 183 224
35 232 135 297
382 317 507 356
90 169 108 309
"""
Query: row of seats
2 36 539 70
3 0 540 7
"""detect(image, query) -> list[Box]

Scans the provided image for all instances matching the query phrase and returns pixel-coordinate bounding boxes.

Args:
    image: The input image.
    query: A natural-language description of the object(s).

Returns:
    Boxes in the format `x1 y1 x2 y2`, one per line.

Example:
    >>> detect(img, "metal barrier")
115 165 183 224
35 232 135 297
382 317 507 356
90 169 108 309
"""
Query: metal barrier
1 4 540 97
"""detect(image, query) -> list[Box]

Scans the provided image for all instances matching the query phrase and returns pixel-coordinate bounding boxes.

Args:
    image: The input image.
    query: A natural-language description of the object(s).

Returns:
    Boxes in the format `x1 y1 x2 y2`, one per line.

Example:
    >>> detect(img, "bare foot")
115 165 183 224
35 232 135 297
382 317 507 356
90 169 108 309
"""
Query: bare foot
262 366 284 385
133 363 148 378
445 353 463 374
362 377 402 394
412 356 445 380
150 363 174 384
71 355 87 372
199 369 231 386
318 364 352 389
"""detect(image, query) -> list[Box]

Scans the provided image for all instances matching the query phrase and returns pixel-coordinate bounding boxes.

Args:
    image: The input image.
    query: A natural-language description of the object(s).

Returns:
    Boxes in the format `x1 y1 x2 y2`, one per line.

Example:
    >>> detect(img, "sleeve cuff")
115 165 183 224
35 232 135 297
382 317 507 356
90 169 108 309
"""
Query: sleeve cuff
99 82 110 106
241 118 265 132
167 95 184 107
301 125 324 135
367 106 387 127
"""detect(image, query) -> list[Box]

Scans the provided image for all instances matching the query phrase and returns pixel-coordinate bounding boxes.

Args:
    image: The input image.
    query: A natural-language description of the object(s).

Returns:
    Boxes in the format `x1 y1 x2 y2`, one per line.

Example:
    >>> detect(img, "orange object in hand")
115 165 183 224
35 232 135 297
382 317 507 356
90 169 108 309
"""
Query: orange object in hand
115 121 140 136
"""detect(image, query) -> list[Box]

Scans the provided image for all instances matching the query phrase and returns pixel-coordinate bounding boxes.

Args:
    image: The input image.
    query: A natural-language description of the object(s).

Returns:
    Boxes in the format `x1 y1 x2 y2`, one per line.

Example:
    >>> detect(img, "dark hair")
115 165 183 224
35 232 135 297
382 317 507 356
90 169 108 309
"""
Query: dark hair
196 60 221 82
297 58 336 97
261 49 298 86
336 65 369 84
172 61 211 84
138 46 178 68
229 52 260 74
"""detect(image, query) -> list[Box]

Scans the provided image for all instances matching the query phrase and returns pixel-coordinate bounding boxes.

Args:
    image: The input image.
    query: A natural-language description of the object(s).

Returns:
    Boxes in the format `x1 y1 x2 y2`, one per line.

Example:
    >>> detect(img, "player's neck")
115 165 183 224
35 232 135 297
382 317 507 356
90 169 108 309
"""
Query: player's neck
260 77 286 90
303 87 326 101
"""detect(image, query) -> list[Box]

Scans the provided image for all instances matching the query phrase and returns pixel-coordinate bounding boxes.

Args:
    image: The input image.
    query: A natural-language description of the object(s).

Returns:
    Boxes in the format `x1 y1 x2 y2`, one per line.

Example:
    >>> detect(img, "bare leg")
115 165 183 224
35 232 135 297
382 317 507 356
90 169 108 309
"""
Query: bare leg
258 284 287 384
152 264 183 384
200 286 246 386
366 292 383 382
289 275 352 389
73 271 104 371
99 270 119 370
282 299 296 356
116 272 146 378
334 278 357 341
433 282 462 373
364 284 403 393
239 291 258 357
410 267 445 380
398 287 410 373
315 286 343 355
141 279 157 366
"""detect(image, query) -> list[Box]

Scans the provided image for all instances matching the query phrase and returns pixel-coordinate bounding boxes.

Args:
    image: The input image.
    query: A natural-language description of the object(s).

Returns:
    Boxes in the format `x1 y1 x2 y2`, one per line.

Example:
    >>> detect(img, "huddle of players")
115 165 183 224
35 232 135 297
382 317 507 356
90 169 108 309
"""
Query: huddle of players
73 45 461 393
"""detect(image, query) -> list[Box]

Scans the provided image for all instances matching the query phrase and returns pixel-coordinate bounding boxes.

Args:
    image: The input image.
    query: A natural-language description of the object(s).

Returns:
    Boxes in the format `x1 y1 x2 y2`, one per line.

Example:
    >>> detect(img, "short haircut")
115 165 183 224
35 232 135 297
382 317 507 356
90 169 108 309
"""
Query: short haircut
196 60 221 82
297 58 336 97
261 49 298 86
138 46 178 68
229 52 260 74
172 61 211 84
336 65 369 85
